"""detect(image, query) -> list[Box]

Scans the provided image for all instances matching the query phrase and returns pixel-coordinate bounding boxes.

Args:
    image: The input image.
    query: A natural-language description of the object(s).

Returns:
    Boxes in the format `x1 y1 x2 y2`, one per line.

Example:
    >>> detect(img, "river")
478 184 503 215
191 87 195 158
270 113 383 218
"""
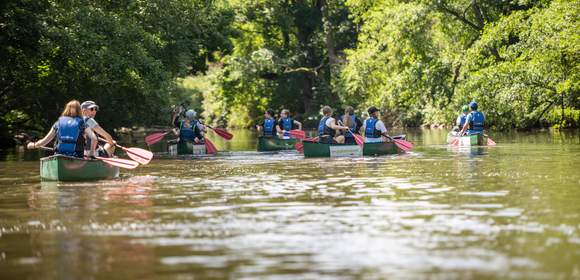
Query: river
0 129 579 279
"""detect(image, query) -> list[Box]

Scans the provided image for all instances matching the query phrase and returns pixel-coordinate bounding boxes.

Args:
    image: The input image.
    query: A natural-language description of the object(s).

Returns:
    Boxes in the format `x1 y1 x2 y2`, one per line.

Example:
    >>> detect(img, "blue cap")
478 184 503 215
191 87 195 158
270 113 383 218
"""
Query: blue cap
469 101 478 110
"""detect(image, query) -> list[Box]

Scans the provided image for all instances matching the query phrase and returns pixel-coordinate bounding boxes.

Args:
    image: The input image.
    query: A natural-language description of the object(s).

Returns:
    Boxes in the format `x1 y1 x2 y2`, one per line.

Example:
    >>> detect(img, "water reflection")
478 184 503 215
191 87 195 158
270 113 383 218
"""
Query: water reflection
0 129 579 279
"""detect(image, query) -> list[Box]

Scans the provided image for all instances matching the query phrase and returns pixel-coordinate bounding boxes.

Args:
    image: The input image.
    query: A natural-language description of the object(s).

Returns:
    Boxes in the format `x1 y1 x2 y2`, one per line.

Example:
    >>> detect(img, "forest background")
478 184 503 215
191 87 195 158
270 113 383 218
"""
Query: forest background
1 0 578 146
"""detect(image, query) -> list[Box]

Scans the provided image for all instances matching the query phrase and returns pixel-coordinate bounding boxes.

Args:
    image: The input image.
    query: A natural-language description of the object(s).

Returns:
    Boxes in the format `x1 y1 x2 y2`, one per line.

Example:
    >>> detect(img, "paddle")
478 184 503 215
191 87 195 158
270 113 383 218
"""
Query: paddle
347 129 364 147
37 146 139 169
98 138 153 165
288 130 306 139
486 136 497 146
209 126 233 140
204 138 218 154
145 131 170 146
335 120 362 147
295 137 318 153
392 138 413 152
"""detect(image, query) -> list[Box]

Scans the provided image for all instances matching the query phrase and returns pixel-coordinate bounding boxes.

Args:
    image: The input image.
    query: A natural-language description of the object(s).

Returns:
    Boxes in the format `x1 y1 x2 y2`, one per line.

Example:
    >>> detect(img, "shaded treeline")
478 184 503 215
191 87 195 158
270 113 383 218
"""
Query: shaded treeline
1 0 578 146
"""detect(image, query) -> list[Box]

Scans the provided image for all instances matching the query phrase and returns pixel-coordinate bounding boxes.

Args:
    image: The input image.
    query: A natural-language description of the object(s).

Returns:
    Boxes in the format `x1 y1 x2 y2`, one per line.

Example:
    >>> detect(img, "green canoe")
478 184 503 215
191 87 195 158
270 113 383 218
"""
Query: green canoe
303 141 400 158
40 155 120 181
257 136 298 151
168 141 206 155
446 132 487 146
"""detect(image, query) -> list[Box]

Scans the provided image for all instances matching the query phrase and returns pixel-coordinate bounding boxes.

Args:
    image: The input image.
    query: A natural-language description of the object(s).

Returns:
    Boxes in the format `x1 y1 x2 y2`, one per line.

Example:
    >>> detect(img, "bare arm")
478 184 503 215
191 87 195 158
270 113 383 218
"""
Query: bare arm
93 125 115 145
294 120 302 130
27 128 56 149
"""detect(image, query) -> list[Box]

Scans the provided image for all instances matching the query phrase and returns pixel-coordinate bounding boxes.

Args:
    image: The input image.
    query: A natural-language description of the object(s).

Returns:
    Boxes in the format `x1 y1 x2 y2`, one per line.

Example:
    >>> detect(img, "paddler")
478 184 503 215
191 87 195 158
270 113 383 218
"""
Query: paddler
340 106 363 144
453 105 469 133
257 109 278 137
459 101 485 135
26 100 94 158
81 101 116 157
361 106 390 143
277 109 302 138
174 109 205 144
318 106 350 144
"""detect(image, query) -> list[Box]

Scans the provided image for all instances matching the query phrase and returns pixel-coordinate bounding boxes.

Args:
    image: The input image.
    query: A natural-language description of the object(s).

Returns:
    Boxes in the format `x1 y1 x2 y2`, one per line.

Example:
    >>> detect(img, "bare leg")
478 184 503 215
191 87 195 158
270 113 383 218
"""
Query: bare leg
104 142 116 155
335 135 345 144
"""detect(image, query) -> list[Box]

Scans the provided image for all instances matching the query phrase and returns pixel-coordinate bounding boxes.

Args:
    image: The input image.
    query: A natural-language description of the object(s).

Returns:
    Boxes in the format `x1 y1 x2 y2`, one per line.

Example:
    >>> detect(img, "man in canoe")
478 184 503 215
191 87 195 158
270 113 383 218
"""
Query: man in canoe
277 109 302 138
361 106 390 143
257 109 278 137
81 101 116 157
453 105 469 133
340 106 363 144
174 109 205 144
26 100 94 158
318 106 350 144
459 101 485 135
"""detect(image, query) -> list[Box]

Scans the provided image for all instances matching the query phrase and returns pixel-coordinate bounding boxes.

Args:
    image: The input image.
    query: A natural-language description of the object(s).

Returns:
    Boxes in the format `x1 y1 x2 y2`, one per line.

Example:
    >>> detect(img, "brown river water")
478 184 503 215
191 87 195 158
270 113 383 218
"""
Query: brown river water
0 129 579 279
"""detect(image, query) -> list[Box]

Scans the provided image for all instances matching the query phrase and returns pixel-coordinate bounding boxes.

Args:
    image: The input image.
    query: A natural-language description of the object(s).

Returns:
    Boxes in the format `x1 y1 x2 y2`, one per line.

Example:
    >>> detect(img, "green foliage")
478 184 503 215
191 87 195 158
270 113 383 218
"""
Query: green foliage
1 0 234 145
2 0 578 143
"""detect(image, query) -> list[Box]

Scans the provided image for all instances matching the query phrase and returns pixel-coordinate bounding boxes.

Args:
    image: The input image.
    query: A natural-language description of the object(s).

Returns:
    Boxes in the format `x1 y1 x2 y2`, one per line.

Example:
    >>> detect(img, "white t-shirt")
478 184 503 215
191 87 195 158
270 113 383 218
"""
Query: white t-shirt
84 117 99 129
325 117 336 128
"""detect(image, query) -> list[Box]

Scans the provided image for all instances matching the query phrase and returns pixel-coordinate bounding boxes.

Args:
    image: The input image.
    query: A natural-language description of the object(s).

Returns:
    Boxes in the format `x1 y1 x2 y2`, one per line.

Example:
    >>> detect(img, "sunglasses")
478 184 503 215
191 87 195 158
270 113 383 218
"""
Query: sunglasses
90 108 98 112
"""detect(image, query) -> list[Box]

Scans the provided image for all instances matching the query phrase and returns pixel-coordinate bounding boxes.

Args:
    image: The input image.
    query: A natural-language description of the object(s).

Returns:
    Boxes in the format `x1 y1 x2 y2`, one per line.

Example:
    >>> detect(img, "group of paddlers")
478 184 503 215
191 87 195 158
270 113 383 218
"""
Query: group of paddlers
26 100 117 158
257 105 392 144
258 101 485 143
25 99 485 158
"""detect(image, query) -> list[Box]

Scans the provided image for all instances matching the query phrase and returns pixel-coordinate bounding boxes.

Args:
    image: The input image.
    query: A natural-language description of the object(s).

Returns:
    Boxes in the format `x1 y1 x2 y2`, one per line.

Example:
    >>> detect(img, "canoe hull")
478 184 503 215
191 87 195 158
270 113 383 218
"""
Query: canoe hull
40 155 120 181
447 132 487 146
303 141 400 158
257 137 298 151
169 141 206 155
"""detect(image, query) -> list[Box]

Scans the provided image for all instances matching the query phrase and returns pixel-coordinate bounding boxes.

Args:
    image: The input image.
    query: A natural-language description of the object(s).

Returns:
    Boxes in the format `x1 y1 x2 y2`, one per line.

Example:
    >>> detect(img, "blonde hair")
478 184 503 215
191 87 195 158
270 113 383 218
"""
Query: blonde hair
322 106 332 116
61 100 81 117
342 106 354 128
281 109 290 116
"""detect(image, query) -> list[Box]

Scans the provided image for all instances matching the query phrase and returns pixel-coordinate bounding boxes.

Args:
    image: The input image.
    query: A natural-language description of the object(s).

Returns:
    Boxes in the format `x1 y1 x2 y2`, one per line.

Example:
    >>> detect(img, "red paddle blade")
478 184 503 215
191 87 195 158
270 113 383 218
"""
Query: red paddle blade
96 157 139 169
295 142 304 152
212 127 233 140
288 130 306 139
204 138 218 154
123 147 153 165
393 139 412 152
394 139 413 150
487 138 496 146
145 132 168 145
353 134 364 147
451 138 459 146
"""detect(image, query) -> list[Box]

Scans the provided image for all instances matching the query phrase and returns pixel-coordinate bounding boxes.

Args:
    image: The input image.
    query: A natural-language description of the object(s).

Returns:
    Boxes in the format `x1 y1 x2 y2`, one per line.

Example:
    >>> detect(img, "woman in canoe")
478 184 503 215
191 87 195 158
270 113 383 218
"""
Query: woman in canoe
26 100 95 158
340 106 363 144
318 106 350 144
257 109 278 137
277 109 302 138
361 106 390 143
174 109 205 144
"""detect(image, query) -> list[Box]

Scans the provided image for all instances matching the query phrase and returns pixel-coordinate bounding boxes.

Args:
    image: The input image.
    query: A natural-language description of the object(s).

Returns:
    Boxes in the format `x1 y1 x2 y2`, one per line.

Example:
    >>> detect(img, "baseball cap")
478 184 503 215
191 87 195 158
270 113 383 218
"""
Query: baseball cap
81 101 99 110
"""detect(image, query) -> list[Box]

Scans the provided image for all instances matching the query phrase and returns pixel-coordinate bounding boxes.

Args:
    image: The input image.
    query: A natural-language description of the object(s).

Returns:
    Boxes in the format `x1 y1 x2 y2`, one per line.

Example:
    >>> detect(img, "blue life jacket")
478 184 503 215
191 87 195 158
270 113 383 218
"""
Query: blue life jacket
281 117 293 136
364 118 382 138
342 115 357 138
263 118 276 136
458 114 467 128
180 120 202 141
318 116 335 137
55 116 85 157
468 111 485 133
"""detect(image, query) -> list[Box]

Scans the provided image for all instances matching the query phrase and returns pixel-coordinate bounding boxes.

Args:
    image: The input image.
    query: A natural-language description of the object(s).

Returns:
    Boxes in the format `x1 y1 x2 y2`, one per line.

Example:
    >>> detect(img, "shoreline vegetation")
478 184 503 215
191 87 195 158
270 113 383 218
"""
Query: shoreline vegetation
1 0 578 147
